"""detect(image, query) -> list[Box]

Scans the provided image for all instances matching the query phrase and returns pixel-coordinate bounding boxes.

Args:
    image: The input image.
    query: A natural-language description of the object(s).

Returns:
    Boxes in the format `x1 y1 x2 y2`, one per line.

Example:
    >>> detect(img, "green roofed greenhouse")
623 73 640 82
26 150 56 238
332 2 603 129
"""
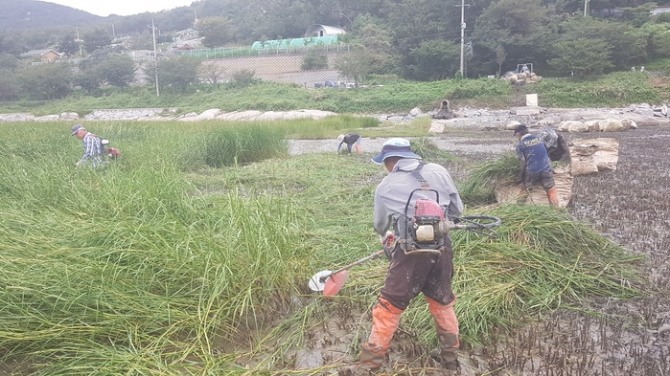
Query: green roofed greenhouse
251 35 340 50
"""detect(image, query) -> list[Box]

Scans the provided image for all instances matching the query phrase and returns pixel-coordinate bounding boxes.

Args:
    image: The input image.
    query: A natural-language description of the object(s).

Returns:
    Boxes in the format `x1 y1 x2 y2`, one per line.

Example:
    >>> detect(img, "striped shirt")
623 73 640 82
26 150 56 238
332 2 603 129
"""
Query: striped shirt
373 159 463 236
78 132 104 167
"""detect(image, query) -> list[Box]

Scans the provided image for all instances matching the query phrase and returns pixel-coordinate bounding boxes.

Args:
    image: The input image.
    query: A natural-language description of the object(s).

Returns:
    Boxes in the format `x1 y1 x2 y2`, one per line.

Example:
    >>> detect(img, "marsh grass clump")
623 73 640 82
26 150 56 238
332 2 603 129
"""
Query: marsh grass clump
458 152 519 206
396 204 642 347
410 137 457 162
0 121 312 374
203 124 288 167
275 114 379 140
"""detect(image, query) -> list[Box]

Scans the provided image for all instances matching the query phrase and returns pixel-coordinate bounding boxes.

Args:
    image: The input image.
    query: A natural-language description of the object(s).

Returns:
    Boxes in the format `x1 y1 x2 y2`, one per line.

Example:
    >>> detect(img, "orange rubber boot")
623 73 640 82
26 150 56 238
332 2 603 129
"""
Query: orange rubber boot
546 186 559 207
427 297 460 370
357 297 403 370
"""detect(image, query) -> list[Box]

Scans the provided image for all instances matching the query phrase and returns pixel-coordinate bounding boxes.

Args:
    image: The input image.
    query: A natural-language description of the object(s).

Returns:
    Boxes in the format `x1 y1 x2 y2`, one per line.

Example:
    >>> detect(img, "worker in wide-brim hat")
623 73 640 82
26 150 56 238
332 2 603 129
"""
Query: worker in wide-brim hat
352 138 464 372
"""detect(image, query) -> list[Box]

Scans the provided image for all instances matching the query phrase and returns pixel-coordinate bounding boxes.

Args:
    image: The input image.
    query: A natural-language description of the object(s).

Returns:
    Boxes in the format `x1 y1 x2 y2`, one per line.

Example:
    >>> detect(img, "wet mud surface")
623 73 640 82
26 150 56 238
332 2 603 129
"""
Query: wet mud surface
287 125 670 375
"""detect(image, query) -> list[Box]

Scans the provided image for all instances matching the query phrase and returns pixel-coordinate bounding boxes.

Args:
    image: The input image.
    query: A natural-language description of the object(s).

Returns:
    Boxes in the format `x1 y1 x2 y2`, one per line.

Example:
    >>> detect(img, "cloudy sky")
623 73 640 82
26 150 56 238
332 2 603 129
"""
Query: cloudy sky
42 0 196 17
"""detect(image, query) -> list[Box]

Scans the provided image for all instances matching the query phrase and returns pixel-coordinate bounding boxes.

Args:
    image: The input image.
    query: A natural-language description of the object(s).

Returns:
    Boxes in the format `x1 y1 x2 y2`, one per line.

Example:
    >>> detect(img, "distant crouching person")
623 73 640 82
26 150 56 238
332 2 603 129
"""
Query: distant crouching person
71 124 104 168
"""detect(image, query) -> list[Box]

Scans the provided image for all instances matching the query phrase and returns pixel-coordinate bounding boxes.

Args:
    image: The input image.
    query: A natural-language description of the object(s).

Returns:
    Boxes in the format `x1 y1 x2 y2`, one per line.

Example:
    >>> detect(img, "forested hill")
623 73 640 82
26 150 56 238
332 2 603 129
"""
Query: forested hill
0 0 101 31
1 0 670 81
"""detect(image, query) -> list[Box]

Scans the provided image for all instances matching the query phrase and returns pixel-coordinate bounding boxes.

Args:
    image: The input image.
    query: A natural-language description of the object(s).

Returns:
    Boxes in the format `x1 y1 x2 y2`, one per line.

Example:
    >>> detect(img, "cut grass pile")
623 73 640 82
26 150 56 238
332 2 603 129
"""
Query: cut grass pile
458 152 520 206
0 120 642 374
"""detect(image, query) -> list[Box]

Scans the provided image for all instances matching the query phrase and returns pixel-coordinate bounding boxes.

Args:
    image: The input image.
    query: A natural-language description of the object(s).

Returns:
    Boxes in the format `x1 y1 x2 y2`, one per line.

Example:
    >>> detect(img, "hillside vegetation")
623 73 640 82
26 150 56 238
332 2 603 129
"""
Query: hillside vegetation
1 0 670 105
3 71 668 117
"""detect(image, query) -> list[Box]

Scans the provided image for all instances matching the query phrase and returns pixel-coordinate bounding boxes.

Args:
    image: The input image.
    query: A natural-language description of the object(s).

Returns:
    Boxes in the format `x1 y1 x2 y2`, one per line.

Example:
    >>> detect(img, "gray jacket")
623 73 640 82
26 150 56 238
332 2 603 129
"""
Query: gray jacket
373 159 463 236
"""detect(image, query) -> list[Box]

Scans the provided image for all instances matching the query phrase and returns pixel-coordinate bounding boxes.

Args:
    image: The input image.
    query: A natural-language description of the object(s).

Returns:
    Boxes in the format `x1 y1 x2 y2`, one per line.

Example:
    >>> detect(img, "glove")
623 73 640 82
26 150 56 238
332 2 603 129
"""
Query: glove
380 231 396 260
381 231 396 248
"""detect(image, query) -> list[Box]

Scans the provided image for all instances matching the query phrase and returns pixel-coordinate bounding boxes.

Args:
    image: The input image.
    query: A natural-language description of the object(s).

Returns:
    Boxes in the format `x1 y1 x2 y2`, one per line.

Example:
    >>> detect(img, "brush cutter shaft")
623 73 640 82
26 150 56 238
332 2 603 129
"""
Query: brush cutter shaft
308 215 502 294
449 215 501 230
320 249 385 282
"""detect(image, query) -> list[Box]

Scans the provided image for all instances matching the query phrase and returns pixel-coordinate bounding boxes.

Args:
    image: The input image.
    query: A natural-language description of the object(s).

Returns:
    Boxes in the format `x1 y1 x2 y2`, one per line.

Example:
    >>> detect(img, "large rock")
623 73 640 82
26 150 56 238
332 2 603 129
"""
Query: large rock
218 110 263 121
569 138 619 175
195 108 223 120
559 117 641 132
558 120 590 133
598 119 624 132
60 112 80 120
0 113 35 122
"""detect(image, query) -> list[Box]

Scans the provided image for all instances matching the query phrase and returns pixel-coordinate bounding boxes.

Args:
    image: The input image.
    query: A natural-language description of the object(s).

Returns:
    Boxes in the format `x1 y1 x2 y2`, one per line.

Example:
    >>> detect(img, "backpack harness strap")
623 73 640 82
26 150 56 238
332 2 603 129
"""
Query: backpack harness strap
393 162 446 256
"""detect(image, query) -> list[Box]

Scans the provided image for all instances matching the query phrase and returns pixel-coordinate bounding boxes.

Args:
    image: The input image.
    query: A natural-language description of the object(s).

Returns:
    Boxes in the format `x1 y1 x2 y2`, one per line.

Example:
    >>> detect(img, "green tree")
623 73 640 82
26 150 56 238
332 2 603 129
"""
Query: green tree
472 0 552 75
557 17 646 70
18 64 73 100
400 40 460 81
0 53 19 70
74 70 103 94
345 15 394 74
157 56 200 93
199 61 226 85
301 49 329 70
640 22 670 59
58 32 79 58
96 54 136 88
83 28 113 53
0 33 27 55
334 49 374 86
196 17 234 48
254 0 317 40
547 38 614 77
0 69 20 101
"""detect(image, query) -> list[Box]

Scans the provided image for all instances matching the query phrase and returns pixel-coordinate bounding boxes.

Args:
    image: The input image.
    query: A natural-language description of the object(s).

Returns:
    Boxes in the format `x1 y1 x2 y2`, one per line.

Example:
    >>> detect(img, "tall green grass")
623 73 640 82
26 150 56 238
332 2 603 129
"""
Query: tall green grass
0 121 308 374
536 72 661 107
0 120 642 374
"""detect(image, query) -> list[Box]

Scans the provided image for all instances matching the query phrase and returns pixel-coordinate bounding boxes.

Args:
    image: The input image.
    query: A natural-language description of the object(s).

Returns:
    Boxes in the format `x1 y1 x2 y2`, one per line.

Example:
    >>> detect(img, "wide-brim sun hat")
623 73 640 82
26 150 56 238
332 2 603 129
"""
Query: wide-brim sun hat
337 134 345 143
371 138 422 164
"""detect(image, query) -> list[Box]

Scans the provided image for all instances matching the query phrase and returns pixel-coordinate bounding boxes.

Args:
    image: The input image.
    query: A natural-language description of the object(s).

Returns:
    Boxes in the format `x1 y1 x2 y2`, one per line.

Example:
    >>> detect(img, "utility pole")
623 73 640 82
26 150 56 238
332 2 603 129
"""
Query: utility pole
584 0 590 17
457 0 470 78
150 19 160 97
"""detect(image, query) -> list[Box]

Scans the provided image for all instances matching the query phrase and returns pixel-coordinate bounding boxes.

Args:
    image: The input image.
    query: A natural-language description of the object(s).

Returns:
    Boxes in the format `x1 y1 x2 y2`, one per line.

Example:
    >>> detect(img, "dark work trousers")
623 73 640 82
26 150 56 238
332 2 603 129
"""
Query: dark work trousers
380 236 455 310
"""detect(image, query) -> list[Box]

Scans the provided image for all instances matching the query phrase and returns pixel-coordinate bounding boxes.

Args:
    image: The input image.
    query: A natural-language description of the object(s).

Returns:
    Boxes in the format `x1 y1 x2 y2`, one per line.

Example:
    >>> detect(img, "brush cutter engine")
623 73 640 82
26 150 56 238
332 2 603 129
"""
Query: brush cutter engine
400 197 447 255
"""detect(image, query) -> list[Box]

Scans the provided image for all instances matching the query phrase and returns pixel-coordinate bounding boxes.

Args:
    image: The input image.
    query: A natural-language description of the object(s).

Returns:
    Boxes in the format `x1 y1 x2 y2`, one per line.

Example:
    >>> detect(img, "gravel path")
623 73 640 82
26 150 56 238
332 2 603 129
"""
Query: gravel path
288 135 514 156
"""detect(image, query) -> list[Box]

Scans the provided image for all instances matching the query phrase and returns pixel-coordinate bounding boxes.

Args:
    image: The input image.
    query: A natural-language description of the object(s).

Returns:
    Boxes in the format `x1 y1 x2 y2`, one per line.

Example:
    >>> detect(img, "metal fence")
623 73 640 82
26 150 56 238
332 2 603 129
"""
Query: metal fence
174 43 352 59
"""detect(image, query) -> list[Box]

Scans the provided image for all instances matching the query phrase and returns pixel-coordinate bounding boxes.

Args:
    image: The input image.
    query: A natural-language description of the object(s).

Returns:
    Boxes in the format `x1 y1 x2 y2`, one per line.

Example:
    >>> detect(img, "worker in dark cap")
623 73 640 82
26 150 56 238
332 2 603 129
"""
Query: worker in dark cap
514 124 559 206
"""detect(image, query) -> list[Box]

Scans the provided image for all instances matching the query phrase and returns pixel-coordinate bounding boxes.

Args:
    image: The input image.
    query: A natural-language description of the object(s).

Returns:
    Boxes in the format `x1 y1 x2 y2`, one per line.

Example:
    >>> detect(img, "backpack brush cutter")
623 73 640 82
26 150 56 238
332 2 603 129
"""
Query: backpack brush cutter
308 215 501 297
